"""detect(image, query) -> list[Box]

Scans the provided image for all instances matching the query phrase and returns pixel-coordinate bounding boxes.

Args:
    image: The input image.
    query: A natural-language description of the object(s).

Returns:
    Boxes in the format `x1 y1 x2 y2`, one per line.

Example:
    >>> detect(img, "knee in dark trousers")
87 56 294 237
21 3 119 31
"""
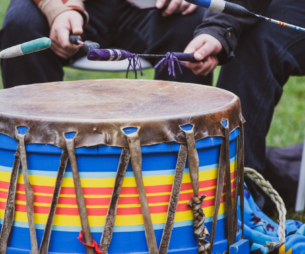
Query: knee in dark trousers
0 0 64 88
1 0 49 47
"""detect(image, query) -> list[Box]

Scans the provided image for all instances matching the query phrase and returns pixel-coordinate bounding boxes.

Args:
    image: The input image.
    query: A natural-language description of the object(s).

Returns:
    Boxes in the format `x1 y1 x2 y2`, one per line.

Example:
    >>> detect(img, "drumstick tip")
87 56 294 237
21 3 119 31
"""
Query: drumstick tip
0 37 51 59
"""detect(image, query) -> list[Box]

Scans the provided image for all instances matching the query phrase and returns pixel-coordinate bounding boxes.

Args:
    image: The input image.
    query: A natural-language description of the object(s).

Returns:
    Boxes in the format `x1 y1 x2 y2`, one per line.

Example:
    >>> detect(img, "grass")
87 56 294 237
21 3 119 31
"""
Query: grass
1 0 305 222
63 68 155 82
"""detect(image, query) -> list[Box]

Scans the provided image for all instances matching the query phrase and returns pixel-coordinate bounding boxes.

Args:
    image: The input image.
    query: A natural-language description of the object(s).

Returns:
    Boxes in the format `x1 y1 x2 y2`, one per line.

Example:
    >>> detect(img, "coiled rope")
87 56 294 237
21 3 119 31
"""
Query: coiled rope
244 167 286 252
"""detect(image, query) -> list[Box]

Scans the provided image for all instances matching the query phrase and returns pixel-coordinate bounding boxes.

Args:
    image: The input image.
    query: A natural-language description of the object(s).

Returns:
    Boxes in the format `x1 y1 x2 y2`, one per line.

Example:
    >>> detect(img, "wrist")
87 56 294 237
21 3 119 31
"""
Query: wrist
52 10 84 31
194 27 236 64
38 0 88 27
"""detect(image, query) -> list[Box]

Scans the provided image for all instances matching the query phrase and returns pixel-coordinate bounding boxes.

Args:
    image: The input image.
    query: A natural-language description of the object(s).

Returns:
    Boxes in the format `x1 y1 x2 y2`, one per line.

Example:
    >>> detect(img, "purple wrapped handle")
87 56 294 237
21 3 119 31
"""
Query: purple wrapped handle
87 49 133 61
87 49 144 79
172 53 196 62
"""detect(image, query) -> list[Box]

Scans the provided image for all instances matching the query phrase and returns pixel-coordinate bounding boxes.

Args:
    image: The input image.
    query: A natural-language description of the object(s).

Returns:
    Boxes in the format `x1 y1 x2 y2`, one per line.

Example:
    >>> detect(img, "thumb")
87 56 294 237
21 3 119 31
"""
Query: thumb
156 0 165 9
184 36 209 61
70 15 83 35
184 38 202 54
194 42 215 61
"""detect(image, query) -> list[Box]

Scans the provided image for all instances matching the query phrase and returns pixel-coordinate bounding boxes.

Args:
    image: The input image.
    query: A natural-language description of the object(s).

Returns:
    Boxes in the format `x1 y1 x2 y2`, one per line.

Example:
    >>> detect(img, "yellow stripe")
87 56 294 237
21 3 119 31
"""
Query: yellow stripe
6 202 228 227
279 245 292 254
0 185 219 197
1 191 234 208
0 161 236 189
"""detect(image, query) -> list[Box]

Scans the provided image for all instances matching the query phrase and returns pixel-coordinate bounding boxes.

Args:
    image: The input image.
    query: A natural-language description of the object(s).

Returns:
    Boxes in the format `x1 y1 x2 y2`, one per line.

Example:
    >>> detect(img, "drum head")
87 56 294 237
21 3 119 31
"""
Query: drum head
0 80 243 147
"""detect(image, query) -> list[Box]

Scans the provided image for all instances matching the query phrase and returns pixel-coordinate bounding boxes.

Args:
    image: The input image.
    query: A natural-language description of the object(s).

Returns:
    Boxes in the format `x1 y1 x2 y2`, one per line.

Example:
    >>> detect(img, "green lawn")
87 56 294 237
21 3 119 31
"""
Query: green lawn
1 0 305 221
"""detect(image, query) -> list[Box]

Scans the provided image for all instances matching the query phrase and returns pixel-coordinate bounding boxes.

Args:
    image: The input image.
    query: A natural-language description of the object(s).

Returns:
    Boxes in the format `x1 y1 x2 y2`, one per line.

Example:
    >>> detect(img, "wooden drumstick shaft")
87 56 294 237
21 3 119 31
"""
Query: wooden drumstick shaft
138 53 196 62
0 38 51 59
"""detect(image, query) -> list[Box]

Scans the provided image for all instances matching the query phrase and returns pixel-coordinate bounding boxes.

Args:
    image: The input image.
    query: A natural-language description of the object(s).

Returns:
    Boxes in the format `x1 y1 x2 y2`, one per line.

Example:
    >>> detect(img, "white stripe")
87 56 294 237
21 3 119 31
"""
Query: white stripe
114 49 122 61
0 44 24 59
0 156 236 179
108 49 115 61
209 0 225 12
0 214 227 232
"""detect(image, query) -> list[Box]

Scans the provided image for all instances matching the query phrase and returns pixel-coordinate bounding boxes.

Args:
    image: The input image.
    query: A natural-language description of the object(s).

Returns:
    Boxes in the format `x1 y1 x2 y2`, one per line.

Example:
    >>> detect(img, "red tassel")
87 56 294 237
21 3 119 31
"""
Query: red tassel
77 230 103 254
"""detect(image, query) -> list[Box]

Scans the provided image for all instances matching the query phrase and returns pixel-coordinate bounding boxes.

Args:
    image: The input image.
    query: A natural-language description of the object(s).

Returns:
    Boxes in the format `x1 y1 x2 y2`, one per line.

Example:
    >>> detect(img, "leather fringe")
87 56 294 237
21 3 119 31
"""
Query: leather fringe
224 123 234 248
39 149 69 254
100 148 131 254
65 137 95 254
0 145 21 254
208 136 226 254
19 133 39 254
238 119 245 238
159 144 188 254
125 131 159 254
182 127 210 254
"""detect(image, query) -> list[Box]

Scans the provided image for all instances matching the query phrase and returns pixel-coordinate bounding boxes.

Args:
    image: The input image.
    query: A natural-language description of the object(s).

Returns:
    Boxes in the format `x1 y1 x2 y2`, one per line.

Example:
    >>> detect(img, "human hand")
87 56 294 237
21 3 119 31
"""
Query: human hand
156 0 198 16
183 34 223 76
50 10 84 59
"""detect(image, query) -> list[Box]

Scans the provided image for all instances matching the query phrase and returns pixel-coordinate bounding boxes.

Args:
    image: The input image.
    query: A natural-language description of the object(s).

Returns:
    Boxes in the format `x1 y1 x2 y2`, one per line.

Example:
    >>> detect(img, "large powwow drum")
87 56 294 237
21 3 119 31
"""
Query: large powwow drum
0 80 244 254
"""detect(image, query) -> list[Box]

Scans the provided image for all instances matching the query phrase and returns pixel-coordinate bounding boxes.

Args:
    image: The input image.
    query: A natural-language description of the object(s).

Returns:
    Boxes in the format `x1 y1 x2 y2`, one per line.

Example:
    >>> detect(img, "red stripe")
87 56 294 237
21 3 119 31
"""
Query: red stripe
66 5 84 12
2 180 235 207
0 181 9 189
0 191 8 200
0 171 235 196
0 191 235 216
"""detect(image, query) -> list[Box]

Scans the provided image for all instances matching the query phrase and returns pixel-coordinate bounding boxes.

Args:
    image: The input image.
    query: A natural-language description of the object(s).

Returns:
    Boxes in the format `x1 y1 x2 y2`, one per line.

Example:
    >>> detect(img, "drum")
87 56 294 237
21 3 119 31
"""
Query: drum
0 80 244 254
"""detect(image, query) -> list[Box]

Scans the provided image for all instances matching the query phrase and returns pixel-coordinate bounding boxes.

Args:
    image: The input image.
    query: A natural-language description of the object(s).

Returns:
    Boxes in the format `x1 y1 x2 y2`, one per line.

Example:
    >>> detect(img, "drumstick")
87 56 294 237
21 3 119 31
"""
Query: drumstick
69 35 100 53
87 49 197 62
87 49 196 78
0 37 51 59
186 0 305 32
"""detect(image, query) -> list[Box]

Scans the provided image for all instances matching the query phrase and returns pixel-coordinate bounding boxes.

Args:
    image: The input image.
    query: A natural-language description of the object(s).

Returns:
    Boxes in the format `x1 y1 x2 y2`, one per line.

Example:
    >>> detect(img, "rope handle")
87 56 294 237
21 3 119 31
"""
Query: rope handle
244 167 286 252
77 230 103 254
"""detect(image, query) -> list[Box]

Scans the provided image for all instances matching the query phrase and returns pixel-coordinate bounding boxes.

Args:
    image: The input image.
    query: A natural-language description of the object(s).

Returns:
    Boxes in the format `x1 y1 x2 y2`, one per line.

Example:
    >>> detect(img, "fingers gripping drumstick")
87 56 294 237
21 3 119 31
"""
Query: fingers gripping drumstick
69 35 100 53
0 38 51 59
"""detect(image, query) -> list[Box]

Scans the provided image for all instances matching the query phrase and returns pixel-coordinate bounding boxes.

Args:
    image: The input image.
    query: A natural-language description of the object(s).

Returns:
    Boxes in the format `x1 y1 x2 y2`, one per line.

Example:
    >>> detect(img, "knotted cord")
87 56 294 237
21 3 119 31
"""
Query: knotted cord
154 52 185 77
244 167 286 252
126 54 145 79
78 231 103 254
188 195 211 254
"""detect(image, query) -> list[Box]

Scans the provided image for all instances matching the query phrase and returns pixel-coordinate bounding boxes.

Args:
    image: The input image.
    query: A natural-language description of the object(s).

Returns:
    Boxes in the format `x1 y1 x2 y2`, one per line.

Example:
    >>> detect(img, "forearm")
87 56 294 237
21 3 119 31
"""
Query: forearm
195 0 272 63
33 0 89 26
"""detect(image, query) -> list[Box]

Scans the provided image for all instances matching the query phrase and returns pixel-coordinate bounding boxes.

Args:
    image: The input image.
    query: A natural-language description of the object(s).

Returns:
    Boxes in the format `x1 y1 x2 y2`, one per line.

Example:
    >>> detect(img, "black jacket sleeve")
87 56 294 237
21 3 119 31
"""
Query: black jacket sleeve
194 0 272 64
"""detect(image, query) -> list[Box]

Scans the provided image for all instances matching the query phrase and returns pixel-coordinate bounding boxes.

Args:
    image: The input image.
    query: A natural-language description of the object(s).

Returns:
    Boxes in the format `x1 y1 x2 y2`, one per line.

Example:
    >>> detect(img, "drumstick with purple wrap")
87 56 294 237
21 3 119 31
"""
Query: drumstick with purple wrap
186 0 305 32
87 48 198 78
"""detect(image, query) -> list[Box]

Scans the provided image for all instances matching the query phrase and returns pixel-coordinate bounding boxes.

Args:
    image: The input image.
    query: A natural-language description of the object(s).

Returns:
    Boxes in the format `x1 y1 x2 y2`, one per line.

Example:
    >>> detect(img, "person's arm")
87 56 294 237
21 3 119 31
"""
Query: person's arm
156 0 198 16
33 0 89 26
33 0 88 59
184 0 272 76
195 0 272 62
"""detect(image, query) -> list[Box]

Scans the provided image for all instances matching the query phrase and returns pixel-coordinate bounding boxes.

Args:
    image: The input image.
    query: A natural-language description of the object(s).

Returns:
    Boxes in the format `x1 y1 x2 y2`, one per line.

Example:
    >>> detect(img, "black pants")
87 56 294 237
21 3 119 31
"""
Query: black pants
0 0 211 88
217 0 305 207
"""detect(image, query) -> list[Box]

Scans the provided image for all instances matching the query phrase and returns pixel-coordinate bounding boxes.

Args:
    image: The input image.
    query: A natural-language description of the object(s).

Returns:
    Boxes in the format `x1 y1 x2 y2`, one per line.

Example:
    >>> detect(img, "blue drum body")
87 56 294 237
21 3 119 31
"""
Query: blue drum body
0 129 241 254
